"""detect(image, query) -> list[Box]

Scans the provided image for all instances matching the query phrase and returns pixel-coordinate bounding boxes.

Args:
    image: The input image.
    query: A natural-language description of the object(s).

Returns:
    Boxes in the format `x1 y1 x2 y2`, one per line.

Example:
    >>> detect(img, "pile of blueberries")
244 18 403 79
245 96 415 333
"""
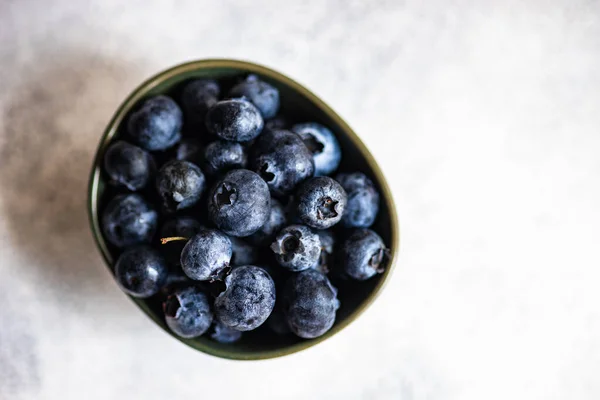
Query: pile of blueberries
100 73 388 343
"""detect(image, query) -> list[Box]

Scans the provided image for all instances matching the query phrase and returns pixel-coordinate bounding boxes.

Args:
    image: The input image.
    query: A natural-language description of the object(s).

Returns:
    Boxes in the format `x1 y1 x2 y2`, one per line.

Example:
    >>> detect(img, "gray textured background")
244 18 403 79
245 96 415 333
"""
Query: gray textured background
1 1 600 399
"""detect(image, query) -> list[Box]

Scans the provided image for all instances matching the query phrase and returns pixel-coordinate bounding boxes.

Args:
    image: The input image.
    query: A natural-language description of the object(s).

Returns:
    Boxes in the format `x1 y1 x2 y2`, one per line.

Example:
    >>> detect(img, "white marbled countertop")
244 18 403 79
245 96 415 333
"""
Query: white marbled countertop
1 1 600 399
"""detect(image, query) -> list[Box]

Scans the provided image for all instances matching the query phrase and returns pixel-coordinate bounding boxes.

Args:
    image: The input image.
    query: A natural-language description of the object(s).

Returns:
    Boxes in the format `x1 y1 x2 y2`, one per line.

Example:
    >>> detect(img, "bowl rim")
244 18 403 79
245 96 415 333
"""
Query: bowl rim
87 58 400 360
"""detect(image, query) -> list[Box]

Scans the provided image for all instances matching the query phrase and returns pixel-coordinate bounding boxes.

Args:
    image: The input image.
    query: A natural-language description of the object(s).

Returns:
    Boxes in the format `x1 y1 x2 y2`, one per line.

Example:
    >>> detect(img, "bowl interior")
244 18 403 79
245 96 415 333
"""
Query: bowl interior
88 59 398 360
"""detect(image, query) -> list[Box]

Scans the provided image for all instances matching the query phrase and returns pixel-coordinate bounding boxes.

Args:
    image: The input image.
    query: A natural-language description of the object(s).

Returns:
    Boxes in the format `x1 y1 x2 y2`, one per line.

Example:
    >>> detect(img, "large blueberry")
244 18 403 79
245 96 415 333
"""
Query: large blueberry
207 169 270 237
164 286 213 338
250 129 314 197
228 74 280 119
214 266 276 331
336 172 380 228
205 99 263 142
181 79 220 128
155 160 205 212
339 229 388 280
247 198 287 246
210 321 243 343
160 216 203 266
103 140 155 191
203 140 247 176
295 176 347 229
101 194 158 248
127 95 182 151
114 246 168 298
180 229 232 281
271 225 321 272
283 269 339 339
229 237 258 266
292 123 341 176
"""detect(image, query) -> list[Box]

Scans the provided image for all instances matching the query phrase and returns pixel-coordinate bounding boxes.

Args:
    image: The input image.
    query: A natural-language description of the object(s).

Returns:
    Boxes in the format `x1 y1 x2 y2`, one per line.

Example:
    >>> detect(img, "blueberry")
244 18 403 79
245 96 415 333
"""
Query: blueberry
271 225 321 272
164 286 213 338
229 237 258 266
160 216 203 266
203 140 247 176
127 95 182 151
215 266 275 331
228 74 280 119
295 176 347 229
210 321 243 343
103 140 155 191
207 169 270 237
181 79 220 128
336 172 380 228
283 269 339 339
339 229 388 280
205 99 264 142
250 129 314 197
180 229 232 281
313 230 335 274
247 198 287 246
155 160 205 212
101 194 158 248
292 123 341 176
174 138 203 164
114 246 168 298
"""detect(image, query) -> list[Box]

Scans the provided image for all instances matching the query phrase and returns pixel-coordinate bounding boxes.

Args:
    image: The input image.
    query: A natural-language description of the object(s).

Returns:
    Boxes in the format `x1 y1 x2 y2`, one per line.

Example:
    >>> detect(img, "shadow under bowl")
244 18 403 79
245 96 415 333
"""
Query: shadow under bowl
88 59 399 360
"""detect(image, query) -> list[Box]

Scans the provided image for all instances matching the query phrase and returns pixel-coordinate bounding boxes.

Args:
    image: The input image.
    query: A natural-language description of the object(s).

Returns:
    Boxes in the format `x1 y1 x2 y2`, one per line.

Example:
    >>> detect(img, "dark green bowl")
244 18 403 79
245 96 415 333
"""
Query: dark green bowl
87 59 399 360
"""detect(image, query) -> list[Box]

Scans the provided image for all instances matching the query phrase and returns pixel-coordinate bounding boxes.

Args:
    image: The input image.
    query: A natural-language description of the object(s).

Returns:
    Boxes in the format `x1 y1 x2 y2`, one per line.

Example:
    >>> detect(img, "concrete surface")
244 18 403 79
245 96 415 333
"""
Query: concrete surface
1 0 600 399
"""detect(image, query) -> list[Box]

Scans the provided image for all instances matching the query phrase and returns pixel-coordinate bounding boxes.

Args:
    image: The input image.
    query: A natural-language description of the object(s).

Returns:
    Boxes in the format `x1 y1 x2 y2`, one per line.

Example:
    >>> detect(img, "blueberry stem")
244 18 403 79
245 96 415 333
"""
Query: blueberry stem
160 236 189 244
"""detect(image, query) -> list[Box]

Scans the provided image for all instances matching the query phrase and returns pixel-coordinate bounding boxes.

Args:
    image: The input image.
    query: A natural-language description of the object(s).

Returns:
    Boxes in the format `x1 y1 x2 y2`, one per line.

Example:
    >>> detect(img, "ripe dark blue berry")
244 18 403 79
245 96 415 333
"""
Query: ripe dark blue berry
103 140 155 191
250 129 314 197
164 286 213 338
208 169 271 237
203 140 247 176
214 266 276 331
180 229 232 281
339 229 388 280
283 269 339 339
205 99 264 142
101 194 158 248
229 237 258 266
228 74 280 119
155 160 205 212
181 79 220 128
114 246 168 298
127 95 182 151
210 321 243 343
271 225 321 272
336 172 380 228
292 123 341 176
247 198 287 246
295 176 347 229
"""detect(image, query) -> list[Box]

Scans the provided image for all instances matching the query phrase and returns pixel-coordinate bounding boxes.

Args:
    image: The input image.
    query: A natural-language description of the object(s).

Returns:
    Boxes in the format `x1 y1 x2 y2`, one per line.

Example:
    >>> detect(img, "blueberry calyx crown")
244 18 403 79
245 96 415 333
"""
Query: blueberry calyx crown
214 183 237 208
316 197 339 220
369 247 390 274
